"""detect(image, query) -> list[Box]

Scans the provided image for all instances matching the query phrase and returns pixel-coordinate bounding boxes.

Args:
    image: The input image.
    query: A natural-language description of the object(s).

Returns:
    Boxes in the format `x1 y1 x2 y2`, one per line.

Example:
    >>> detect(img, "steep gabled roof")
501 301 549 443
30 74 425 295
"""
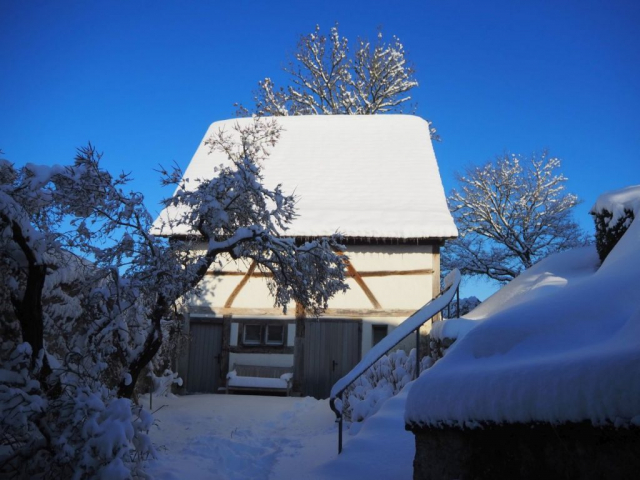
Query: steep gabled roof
153 115 458 240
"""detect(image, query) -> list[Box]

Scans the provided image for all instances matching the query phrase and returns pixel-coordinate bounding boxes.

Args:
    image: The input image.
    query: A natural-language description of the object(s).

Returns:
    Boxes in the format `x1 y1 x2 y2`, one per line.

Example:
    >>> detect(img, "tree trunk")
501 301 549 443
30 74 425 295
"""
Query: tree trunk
117 297 168 399
117 330 163 399
17 264 47 358
10 220 47 371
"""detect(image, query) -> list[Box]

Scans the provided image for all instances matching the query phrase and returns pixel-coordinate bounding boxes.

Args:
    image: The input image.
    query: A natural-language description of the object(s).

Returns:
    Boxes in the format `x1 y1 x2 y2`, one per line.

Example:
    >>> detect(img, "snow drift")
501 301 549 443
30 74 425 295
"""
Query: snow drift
406 186 640 427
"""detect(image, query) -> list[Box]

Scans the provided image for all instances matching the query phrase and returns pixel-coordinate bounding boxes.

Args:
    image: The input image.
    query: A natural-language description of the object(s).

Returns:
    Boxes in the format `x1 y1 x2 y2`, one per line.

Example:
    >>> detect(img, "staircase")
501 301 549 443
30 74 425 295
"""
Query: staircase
329 269 461 453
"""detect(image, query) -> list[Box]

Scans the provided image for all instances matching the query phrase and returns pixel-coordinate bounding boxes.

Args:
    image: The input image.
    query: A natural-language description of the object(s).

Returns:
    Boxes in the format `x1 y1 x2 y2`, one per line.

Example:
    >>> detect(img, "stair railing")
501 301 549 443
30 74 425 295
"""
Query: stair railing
329 269 461 454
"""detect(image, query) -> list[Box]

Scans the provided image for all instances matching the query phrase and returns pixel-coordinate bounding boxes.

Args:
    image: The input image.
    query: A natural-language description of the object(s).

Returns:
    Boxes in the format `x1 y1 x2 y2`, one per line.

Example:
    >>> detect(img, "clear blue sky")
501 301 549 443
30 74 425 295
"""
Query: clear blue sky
2 0 639 299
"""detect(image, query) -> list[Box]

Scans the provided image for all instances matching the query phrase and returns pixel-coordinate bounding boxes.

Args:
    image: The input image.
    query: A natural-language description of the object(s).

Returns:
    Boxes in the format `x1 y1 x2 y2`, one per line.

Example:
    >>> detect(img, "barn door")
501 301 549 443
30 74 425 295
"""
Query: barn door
187 321 223 393
303 319 361 399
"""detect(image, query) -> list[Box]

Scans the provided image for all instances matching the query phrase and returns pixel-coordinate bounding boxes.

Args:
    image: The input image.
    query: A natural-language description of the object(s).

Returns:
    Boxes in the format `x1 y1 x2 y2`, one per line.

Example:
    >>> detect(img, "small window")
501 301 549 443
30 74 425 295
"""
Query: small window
266 325 284 345
372 325 388 347
243 324 262 345
241 323 287 347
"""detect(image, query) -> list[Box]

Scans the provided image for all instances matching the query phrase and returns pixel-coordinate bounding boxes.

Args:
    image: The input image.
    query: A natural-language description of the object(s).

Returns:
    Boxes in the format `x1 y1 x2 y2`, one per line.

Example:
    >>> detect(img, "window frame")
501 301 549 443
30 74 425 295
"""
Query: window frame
242 324 263 345
265 324 285 346
241 322 287 347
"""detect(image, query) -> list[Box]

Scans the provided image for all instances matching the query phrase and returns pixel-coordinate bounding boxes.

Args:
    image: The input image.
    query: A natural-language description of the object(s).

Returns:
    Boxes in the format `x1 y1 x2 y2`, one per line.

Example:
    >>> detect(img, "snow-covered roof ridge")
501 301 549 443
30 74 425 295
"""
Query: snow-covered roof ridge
152 115 458 239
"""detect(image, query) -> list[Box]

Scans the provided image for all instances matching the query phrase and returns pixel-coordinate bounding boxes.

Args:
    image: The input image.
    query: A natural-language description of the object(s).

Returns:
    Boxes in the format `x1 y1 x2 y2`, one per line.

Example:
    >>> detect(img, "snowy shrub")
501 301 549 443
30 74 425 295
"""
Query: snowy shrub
592 207 635 262
0 344 47 476
0 254 157 478
48 387 154 479
428 336 456 364
0 343 155 479
443 296 481 318
341 349 432 431
147 369 183 397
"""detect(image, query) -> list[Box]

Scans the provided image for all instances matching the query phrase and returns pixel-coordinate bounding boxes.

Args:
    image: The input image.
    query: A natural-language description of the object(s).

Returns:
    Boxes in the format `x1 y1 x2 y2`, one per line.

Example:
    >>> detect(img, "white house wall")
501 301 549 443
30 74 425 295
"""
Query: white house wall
229 353 294 369
364 316 432 354
187 244 436 315
180 244 441 395
225 317 429 364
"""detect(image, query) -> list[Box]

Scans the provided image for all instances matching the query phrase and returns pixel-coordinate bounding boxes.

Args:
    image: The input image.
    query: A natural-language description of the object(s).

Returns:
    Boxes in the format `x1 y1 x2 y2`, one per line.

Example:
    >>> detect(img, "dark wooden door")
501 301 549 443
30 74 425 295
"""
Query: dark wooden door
187 321 223 393
303 319 361 399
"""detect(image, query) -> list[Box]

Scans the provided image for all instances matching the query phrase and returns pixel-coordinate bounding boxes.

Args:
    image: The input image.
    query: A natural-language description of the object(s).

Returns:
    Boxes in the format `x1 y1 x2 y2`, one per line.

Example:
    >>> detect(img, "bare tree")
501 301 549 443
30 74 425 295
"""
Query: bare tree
443 151 586 283
238 24 439 140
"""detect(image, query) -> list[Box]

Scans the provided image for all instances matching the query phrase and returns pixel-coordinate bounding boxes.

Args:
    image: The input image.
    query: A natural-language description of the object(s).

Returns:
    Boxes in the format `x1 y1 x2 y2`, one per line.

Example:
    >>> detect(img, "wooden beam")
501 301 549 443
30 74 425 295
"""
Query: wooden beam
359 269 434 277
224 260 257 308
207 268 434 278
432 245 441 299
187 306 418 318
294 300 306 394
336 250 382 309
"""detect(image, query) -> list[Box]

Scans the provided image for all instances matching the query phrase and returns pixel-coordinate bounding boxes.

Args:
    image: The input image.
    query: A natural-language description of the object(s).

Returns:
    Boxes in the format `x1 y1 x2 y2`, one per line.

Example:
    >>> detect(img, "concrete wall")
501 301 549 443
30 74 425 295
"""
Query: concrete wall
412 422 640 480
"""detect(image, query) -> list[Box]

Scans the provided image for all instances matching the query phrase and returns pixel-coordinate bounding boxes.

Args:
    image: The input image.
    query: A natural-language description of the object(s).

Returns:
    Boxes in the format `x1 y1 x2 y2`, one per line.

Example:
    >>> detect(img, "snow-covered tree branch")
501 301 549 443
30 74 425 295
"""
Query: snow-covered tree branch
0 118 348 477
443 151 586 283
237 24 439 140
1 148 156 478
156 117 348 316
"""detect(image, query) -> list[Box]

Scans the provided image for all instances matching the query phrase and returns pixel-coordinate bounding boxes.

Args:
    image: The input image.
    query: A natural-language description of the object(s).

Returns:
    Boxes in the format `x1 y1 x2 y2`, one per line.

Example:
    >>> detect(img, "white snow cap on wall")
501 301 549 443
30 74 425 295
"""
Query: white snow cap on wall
153 115 458 239
405 186 640 427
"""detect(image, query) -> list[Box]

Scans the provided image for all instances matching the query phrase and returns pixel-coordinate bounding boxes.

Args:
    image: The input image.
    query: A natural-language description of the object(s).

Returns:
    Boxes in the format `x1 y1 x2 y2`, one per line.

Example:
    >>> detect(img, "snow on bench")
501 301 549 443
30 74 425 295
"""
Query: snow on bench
226 364 293 396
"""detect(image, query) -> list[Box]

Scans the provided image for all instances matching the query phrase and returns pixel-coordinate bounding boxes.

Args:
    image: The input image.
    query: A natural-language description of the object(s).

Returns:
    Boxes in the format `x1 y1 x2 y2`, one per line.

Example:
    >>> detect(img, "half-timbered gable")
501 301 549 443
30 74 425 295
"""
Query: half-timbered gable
153 115 457 398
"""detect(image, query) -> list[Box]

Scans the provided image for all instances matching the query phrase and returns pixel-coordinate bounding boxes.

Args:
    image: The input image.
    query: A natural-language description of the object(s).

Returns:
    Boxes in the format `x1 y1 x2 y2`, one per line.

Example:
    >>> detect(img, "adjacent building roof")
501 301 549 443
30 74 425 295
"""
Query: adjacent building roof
152 115 458 240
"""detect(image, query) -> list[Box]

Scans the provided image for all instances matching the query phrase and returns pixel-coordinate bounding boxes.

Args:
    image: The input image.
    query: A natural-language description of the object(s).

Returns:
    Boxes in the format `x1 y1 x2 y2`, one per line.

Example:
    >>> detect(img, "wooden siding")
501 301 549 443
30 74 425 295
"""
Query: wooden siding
303 319 361 399
187 321 223 393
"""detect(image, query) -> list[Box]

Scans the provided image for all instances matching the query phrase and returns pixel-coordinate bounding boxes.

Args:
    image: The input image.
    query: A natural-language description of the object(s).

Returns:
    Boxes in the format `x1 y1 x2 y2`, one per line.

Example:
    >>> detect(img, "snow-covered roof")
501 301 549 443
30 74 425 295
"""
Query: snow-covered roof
405 186 640 427
152 115 457 239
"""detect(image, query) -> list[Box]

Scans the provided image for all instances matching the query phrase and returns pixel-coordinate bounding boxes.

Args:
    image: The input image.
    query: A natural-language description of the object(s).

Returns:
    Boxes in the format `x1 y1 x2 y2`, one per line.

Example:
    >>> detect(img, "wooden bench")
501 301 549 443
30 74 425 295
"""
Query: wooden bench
226 364 293 396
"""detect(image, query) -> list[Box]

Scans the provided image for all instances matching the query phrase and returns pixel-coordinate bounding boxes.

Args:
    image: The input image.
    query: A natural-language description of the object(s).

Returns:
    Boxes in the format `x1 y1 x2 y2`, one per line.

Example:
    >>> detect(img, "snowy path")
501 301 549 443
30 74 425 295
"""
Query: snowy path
146 394 335 479
145 386 414 480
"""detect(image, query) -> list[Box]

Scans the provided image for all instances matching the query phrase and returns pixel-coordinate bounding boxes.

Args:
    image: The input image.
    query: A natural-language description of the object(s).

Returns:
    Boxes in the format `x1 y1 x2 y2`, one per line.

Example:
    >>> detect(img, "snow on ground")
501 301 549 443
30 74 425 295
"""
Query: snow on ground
146 387 414 480
310 383 414 480
145 394 333 480
406 188 640 427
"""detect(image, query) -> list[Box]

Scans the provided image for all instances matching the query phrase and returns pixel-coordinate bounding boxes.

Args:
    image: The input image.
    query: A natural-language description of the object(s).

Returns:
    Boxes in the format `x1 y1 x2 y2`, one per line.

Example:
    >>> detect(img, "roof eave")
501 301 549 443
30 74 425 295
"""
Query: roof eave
157 232 457 246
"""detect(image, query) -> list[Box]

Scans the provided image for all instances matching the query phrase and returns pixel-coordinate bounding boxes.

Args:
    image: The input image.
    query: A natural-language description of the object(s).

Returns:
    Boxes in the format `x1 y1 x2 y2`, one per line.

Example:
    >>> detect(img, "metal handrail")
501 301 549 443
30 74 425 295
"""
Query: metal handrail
329 269 461 454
